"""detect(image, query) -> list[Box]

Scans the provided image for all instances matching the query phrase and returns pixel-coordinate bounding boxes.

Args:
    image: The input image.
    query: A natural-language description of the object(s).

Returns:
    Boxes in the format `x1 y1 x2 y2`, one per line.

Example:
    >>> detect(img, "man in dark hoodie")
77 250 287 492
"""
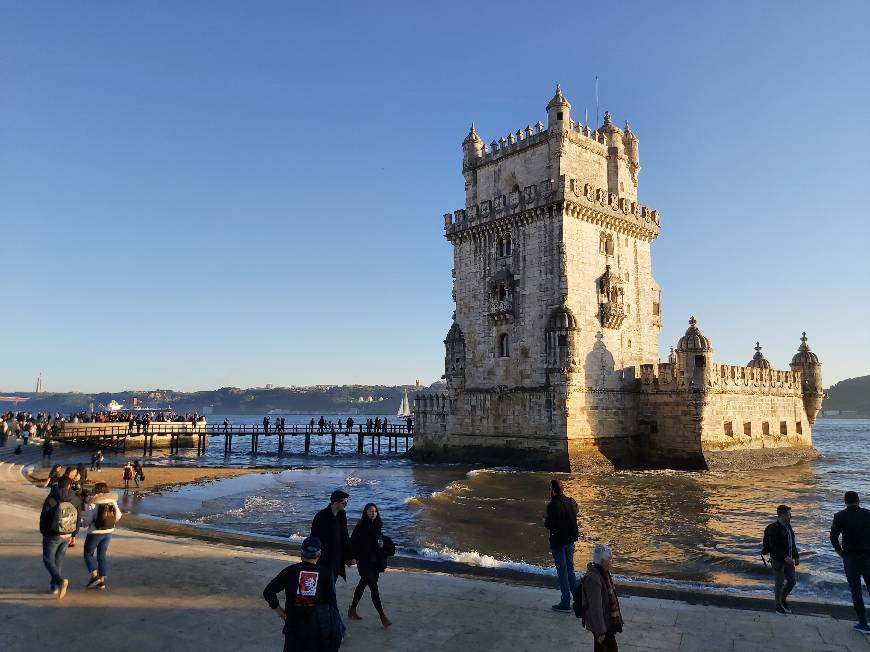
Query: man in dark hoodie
310 490 354 587
263 536 341 651
39 475 78 599
544 478 580 612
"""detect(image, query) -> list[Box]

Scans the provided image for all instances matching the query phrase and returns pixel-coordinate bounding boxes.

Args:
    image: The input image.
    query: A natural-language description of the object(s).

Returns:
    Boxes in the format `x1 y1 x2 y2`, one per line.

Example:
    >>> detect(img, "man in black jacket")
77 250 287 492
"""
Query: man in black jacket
544 479 579 612
311 490 354 586
830 491 870 634
762 504 799 615
263 536 341 651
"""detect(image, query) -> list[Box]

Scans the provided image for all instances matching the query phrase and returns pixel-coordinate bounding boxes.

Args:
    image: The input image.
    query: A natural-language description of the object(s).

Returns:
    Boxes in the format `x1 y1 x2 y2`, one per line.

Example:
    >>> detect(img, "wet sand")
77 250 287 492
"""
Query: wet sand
27 463 267 493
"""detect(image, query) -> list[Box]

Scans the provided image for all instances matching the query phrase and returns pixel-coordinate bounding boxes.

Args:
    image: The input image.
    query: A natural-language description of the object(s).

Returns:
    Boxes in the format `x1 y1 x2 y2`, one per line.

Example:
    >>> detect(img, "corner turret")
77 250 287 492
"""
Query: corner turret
675 316 714 388
789 332 824 424
462 123 484 167
546 84 571 131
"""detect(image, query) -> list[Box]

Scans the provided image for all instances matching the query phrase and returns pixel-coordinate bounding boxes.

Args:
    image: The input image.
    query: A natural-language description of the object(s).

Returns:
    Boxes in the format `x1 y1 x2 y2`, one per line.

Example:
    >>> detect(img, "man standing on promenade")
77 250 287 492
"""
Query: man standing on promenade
830 491 870 634
545 478 579 612
263 536 343 651
311 490 354 588
39 475 78 599
762 504 799 615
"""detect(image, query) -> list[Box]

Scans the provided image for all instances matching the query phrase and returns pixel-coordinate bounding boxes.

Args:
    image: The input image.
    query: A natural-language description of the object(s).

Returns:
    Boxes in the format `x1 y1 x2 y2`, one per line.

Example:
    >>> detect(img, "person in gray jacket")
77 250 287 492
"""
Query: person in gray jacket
580 544 623 652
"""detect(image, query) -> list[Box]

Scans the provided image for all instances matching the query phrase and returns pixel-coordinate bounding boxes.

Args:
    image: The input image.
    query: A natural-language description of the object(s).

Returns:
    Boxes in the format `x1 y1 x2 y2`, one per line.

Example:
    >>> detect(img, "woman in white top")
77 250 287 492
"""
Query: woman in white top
82 482 121 589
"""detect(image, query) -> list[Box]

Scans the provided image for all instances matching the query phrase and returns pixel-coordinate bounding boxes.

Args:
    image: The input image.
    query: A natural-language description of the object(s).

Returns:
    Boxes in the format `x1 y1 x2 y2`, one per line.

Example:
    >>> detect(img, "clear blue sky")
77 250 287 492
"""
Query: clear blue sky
2 1 868 392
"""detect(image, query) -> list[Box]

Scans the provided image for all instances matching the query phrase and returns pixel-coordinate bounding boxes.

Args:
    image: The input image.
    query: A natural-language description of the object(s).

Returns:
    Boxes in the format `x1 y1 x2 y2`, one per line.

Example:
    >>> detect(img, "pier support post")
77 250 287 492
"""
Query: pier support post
148 434 154 457
305 432 311 454
357 428 364 454
278 433 284 453
331 431 336 454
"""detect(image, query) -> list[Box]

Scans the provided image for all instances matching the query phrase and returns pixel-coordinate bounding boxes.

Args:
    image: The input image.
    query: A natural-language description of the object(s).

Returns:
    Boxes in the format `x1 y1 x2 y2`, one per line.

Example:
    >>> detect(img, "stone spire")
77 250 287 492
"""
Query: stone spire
462 122 484 164
747 341 771 369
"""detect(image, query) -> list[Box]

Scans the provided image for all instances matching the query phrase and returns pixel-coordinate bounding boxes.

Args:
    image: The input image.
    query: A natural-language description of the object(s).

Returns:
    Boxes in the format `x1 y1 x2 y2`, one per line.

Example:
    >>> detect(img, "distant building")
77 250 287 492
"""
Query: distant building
414 86 824 471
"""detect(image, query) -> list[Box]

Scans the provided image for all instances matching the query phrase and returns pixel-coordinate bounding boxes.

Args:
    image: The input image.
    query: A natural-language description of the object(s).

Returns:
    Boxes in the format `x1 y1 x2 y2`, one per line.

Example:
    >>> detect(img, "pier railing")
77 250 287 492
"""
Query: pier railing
50 422 414 457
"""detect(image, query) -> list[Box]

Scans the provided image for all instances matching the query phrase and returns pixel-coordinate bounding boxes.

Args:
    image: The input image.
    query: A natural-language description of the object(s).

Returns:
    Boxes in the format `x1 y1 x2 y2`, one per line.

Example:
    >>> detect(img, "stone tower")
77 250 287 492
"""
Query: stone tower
415 85 663 469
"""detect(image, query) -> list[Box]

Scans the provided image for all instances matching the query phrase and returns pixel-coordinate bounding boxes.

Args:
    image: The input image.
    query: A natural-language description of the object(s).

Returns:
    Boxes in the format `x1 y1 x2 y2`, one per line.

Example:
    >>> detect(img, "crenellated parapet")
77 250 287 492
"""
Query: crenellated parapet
636 360 803 395
443 174 660 243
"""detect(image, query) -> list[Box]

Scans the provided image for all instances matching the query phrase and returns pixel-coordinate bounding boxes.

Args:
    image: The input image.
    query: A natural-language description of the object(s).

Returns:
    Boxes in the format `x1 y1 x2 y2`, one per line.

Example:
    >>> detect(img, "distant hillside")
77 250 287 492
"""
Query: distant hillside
0 383 445 416
823 375 870 417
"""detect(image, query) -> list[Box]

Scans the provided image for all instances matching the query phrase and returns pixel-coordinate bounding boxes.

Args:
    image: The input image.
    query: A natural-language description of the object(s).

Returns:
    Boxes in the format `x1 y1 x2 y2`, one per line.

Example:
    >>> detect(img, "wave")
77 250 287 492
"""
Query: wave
411 545 556 576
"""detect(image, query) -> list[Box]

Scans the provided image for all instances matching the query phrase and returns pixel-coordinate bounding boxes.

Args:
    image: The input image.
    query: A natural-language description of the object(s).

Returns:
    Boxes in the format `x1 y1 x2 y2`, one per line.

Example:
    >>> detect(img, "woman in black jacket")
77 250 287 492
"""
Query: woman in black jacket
347 502 392 627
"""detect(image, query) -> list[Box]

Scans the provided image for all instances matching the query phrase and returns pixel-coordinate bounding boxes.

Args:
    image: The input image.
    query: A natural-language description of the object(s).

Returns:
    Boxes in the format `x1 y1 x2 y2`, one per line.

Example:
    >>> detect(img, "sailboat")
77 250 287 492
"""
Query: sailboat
396 388 412 419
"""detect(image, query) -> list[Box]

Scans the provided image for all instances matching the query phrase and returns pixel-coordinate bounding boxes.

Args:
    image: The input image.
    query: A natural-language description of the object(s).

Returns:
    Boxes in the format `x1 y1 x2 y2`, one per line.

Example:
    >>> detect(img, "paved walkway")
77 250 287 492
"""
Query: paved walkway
0 443 868 651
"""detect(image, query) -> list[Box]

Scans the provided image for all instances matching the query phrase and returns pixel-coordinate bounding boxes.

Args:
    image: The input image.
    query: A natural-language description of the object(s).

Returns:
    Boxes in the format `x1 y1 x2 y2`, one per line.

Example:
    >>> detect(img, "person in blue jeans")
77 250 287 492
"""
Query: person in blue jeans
82 482 122 589
39 475 77 599
830 491 870 635
545 479 580 612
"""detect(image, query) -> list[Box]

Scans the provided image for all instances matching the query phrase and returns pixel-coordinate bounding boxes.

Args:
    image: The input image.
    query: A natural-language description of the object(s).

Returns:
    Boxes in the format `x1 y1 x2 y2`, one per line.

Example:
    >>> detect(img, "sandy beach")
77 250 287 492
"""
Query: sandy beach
27 463 266 494
1 441 868 651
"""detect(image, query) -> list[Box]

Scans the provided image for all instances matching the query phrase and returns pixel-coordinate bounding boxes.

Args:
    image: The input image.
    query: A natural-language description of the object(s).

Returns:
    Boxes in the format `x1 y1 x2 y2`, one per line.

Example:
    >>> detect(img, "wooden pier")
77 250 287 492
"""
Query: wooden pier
50 422 413 457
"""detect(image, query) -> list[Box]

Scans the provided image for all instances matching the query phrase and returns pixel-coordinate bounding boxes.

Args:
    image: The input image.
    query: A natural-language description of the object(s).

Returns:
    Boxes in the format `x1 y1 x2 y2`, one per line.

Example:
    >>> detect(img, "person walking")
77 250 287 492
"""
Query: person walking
122 463 134 493
762 504 799 615
39 475 78 599
830 491 870 634
348 503 393 627
545 478 579 612
318 416 325 433
311 490 354 589
263 536 343 652
580 544 624 652
223 417 230 433
263 416 270 434
42 437 54 464
133 461 145 488
82 481 121 589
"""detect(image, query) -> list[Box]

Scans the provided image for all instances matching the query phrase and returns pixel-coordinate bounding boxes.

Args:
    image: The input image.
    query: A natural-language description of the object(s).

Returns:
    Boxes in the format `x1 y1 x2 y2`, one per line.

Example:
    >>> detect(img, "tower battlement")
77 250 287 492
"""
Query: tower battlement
443 174 660 241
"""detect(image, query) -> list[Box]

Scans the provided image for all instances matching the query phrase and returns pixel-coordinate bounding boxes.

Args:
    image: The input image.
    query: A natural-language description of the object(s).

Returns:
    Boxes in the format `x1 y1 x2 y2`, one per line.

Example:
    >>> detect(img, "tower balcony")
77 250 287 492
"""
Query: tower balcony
487 297 514 324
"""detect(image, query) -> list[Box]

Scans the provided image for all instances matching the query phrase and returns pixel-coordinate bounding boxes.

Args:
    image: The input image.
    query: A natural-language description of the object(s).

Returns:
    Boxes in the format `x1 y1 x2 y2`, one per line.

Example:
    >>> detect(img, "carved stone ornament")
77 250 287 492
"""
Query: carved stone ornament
509 191 520 210
523 185 536 204
584 183 596 202
480 200 491 218
494 195 506 213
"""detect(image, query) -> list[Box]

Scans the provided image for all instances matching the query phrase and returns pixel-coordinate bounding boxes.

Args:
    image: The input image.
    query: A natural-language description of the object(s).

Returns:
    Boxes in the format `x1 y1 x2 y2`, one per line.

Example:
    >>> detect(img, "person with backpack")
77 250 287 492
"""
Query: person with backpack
263 536 343 652
39 475 79 599
82 481 121 590
544 478 580 612
830 491 870 634
761 504 800 615
578 544 623 651
347 502 394 627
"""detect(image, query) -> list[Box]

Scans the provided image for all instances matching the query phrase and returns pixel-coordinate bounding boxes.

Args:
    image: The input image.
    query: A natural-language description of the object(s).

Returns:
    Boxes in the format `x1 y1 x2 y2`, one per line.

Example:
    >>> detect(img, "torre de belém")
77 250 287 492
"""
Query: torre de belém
413 85 824 471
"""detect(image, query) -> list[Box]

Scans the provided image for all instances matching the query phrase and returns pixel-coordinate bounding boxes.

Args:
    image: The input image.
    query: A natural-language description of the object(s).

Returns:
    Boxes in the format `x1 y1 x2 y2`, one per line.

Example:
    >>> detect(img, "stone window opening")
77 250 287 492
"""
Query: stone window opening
599 232 615 256
497 333 510 358
744 422 752 436
497 284 507 301
557 111 563 120
724 421 734 437
496 234 512 258
762 422 770 436
780 421 788 436
653 302 661 316
694 354 706 368
796 422 803 435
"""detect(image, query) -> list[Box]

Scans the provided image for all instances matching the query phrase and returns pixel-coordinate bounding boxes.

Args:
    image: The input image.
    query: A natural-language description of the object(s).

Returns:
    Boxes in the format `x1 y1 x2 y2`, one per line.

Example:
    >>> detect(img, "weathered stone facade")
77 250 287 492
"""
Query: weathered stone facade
414 87 823 470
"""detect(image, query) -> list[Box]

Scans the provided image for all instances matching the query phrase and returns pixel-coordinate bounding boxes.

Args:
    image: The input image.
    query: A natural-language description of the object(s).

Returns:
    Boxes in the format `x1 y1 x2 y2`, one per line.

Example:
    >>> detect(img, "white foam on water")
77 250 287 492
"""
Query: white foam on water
412 545 556 576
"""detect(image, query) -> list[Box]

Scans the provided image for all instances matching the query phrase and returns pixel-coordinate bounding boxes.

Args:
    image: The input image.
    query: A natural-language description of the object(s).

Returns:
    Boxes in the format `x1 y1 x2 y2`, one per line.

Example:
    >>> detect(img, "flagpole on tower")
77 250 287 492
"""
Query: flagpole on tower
595 76 599 127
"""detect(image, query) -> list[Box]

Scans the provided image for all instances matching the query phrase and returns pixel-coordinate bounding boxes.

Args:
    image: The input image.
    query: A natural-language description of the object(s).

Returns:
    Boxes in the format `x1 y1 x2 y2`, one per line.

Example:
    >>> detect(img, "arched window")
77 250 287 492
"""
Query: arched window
498 333 510 358
496 237 504 257
605 235 614 255
497 284 507 300
504 233 512 256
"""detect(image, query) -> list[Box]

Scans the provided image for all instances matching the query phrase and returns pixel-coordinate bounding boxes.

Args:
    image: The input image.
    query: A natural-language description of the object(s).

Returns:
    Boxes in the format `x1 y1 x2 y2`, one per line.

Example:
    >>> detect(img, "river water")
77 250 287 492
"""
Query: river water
128 416 869 603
